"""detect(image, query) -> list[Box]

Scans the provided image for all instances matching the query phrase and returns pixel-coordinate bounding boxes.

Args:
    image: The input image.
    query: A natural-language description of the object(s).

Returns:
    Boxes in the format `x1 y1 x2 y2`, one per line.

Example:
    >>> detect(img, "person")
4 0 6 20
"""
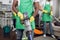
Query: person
34 0 55 38
12 0 38 40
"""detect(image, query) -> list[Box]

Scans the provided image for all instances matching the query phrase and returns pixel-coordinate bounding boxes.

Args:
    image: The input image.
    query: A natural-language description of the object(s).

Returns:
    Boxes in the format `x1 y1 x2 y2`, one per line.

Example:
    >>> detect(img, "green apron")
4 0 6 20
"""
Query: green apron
15 0 35 29
42 2 52 22
12 13 16 19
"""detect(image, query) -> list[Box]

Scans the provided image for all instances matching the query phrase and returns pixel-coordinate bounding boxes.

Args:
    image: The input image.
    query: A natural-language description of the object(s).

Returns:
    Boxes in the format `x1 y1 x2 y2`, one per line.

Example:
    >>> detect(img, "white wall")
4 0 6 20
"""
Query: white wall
53 0 60 18
0 12 13 28
59 0 60 18
0 0 13 5
53 0 56 16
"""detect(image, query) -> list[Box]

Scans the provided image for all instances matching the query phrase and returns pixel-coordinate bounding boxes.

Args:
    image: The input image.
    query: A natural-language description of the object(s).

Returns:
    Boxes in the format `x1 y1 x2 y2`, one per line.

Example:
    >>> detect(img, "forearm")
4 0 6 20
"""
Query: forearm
39 5 43 11
33 2 39 17
50 6 53 15
12 0 18 14
12 7 18 14
33 8 39 17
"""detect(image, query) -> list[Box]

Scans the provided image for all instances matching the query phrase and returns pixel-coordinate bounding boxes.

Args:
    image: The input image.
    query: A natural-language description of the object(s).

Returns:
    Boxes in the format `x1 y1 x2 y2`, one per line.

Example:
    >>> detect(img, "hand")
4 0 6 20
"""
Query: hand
13 12 17 16
30 16 35 22
42 10 48 13
50 11 53 15
18 12 24 20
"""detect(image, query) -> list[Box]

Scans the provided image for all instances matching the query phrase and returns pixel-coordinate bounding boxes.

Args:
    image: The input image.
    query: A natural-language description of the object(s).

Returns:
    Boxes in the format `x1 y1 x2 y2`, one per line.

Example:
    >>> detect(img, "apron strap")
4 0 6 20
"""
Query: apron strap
44 1 51 9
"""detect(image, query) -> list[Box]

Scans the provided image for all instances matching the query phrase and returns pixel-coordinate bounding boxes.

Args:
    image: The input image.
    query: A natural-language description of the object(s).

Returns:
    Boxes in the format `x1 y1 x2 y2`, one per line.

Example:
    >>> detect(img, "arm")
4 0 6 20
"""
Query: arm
12 0 23 20
39 5 48 13
12 0 18 13
50 1 53 15
50 6 53 15
30 2 39 22
33 2 44 17
39 4 43 11
30 1 44 22
33 2 39 17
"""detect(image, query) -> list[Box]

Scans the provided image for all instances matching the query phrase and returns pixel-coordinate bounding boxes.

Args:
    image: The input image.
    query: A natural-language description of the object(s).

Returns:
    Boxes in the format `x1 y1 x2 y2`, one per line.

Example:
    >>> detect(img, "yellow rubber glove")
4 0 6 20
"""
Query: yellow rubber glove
42 10 48 13
13 12 16 16
30 16 35 22
50 11 53 15
18 12 24 20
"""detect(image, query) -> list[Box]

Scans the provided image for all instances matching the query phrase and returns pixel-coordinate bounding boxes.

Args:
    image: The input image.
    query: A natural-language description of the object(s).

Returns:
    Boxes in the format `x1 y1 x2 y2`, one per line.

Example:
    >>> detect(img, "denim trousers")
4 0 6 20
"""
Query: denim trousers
16 29 34 40
43 21 54 35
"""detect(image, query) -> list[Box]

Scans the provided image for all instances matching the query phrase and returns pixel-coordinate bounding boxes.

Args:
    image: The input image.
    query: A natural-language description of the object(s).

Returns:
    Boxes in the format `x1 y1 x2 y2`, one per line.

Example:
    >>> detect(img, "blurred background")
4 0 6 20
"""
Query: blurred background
0 0 60 28
0 0 60 40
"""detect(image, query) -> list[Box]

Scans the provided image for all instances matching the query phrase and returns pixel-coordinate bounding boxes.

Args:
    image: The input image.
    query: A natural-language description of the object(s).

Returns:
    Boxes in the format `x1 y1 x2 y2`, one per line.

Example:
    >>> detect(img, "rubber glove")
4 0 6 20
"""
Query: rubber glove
30 16 35 22
50 11 53 15
13 12 16 16
42 10 48 13
18 12 24 20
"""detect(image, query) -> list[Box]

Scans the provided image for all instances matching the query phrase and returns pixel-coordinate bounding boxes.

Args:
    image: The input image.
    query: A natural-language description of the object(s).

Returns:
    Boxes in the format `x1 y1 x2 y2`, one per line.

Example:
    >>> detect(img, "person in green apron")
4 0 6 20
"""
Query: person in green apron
39 0 55 38
12 0 38 40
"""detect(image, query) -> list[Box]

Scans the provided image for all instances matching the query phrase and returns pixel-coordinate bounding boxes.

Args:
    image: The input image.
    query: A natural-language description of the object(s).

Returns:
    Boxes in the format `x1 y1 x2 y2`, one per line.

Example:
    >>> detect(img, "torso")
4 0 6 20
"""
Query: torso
17 0 34 18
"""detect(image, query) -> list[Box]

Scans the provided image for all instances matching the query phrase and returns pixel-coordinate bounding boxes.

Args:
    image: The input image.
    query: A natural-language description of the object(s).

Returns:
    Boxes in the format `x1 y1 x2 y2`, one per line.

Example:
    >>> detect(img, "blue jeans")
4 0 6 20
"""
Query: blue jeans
16 29 34 40
43 21 54 35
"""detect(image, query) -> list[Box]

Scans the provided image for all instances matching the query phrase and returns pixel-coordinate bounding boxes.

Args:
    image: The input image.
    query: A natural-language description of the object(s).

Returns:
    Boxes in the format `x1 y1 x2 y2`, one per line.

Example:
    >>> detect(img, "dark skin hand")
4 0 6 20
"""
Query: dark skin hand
12 0 18 14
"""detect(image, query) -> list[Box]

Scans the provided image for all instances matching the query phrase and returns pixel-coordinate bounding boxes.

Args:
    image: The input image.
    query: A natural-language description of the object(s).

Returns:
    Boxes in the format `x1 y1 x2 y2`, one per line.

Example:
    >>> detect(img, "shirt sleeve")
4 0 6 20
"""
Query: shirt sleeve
34 0 40 2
